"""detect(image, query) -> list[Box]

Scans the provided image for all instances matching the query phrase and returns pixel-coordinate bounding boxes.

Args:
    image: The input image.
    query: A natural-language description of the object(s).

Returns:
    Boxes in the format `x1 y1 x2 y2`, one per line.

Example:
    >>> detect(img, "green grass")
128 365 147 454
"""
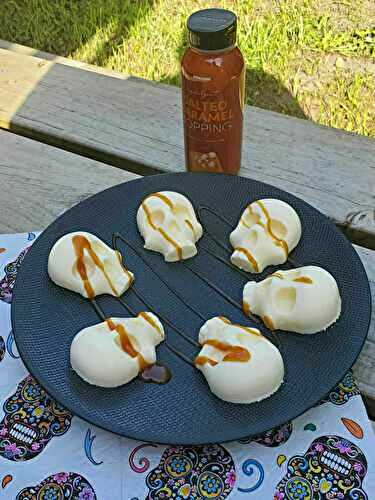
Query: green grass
1 0 374 136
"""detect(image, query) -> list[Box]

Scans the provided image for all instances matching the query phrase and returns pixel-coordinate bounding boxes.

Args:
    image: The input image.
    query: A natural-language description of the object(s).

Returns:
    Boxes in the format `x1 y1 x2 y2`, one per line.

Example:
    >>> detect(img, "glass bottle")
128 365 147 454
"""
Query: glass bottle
182 8 245 174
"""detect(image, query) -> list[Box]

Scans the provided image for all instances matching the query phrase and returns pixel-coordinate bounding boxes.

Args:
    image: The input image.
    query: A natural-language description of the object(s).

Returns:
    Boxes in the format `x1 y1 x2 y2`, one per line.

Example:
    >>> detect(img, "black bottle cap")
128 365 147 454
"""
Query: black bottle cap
187 8 237 51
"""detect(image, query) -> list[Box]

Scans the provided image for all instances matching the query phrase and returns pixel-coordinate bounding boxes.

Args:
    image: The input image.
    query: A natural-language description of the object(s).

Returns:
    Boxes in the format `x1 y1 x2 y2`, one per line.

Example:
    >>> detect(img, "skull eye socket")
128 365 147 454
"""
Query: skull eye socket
243 211 260 227
246 229 258 246
274 287 296 313
270 219 287 239
168 220 181 235
173 204 190 219
151 209 165 228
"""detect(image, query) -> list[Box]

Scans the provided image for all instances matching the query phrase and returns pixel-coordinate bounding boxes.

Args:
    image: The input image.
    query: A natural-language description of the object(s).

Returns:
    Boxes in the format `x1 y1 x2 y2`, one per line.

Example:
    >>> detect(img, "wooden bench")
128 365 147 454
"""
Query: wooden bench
0 40 374 415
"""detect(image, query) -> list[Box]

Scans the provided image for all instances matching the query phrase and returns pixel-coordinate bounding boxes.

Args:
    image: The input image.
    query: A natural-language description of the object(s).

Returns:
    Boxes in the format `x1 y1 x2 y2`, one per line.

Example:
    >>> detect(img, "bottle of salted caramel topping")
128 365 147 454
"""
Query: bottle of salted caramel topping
182 9 245 175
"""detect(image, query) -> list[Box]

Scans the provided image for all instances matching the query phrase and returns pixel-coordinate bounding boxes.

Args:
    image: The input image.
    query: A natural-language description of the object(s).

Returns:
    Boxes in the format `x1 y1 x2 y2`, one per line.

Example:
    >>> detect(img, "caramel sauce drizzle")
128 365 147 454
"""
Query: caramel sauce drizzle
115 250 134 285
234 246 259 272
255 201 289 257
195 356 218 367
138 312 163 338
185 219 196 237
195 317 261 366
240 217 251 229
272 272 284 279
140 363 171 384
195 339 250 367
141 197 183 260
293 276 313 284
105 319 148 372
219 316 261 337
146 192 174 210
242 300 251 317
262 315 275 331
72 235 122 298
218 316 231 324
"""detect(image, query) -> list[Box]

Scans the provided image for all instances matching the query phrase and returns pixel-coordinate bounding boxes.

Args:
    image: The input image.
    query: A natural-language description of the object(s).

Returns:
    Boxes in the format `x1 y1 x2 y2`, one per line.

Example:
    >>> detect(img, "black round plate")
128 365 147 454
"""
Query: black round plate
12 173 371 444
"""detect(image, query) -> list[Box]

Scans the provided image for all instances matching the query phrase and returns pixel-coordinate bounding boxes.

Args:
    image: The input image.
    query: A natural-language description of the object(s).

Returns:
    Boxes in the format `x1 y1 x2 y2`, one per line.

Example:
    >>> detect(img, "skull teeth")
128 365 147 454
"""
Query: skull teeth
10 423 37 444
321 450 352 475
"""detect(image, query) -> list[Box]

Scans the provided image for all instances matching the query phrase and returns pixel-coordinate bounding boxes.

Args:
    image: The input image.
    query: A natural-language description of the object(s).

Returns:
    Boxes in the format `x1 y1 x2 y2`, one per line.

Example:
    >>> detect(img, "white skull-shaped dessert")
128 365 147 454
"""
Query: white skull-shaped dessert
48 232 134 298
195 317 284 403
137 191 203 262
243 266 341 334
230 199 302 273
70 312 164 387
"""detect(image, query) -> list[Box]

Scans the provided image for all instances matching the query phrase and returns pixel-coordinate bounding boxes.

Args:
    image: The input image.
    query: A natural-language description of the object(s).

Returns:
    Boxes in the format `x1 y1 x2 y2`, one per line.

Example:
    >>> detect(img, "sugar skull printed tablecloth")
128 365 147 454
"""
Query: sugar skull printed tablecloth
0 232 374 499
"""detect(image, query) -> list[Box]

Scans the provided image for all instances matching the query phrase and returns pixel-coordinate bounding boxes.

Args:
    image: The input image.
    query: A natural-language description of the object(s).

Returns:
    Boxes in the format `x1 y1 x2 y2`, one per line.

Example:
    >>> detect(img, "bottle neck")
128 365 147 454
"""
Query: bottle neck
189 44 236 55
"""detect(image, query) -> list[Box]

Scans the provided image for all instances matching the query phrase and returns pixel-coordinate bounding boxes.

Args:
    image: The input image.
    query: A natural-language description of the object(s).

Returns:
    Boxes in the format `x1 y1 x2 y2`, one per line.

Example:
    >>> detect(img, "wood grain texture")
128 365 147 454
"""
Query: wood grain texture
353 245 375 400
0 39 130 80
0 46 374 246
0 128 374 404
0 130 138 233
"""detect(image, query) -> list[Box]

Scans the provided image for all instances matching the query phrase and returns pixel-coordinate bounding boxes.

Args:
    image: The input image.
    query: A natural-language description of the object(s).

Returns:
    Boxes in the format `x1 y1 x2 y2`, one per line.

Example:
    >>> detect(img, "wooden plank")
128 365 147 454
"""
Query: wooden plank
0 46 374 247
353 245 375 401
0 39 130 80
0 130 138 233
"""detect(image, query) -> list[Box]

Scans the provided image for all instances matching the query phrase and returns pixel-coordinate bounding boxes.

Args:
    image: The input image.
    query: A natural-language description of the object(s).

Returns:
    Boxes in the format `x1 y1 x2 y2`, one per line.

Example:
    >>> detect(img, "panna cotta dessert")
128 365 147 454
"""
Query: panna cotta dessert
230 199 302 273
137 191 203 262
48 232 134 298
70 313 165 387
195 316 284 404
243 266 341 334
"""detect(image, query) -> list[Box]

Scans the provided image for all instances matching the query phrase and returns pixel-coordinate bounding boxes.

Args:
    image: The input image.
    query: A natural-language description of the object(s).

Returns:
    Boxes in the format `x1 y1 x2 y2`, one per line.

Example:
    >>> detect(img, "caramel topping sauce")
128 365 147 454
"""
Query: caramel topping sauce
263 315 275 331
106 319 148 372
195 319 260 366
240 217 251 229
223 348 251 362
140 363 172 384
146 192 174 210
242 300 251 317
272 272 284 279
185 219 196 237
234 246 259 272
218 316 231 324
194 356 218 367
219 316 261 336
141 202 183 260
72 236 95 298
138 312 163 338
203 340 250 362
115 250 134 285
255 201 289 257
72 235 132 298
293 276 313 284
73 235 117 298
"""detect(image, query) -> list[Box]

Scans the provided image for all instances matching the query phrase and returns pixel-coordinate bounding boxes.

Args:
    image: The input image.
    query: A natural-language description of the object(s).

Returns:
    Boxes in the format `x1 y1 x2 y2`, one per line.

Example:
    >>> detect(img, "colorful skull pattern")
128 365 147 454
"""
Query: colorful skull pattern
0 335 5 362
320 371 360 406
0 375 73 461
239 421 293 447
0 247 29 303
16 472 96 499
146 444 236 499
274 435 368 499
